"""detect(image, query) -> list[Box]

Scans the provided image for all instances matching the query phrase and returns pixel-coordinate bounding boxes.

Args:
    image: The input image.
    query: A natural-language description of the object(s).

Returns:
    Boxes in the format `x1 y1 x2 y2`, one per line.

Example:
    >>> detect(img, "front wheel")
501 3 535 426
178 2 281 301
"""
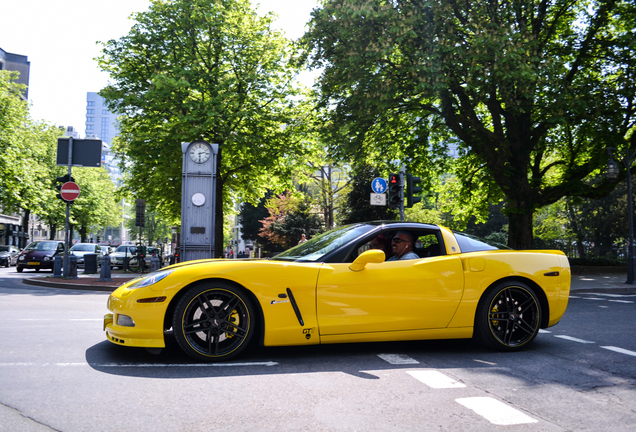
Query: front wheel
173 282 255 361
16 266 23 273
474 281 541 351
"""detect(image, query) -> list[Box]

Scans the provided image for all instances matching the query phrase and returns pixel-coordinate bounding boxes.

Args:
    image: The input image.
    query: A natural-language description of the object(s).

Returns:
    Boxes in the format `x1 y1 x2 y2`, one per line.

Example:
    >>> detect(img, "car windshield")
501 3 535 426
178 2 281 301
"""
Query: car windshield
24 241 58 251
273 224 376 262
0 246 9 252
115 246 136 254
71 244 94 251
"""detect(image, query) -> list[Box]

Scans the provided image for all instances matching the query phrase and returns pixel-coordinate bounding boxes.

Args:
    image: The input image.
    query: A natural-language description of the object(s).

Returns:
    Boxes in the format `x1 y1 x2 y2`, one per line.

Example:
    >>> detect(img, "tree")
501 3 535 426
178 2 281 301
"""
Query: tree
259 191 322 250
98 0 314 256
304 0 636 248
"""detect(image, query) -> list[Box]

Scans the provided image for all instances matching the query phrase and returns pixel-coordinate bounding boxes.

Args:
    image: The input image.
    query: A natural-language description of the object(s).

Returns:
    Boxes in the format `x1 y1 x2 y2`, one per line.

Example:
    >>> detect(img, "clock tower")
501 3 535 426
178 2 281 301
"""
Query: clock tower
180 140 219 261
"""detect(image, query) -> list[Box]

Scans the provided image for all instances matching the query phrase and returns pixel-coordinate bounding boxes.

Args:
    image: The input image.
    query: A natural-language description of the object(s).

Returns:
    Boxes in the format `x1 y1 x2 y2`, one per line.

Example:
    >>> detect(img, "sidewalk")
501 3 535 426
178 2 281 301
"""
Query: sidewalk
21 266 636 294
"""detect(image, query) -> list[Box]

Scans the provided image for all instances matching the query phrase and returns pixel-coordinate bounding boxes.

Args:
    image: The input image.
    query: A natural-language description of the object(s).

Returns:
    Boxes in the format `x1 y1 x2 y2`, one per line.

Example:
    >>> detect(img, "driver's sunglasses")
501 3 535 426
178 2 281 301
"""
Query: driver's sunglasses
392 238 407 244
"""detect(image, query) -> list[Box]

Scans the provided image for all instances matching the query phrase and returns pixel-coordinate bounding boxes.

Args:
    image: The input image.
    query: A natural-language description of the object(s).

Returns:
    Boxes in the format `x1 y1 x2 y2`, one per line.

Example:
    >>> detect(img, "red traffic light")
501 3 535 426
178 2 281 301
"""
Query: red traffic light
389 174 399 184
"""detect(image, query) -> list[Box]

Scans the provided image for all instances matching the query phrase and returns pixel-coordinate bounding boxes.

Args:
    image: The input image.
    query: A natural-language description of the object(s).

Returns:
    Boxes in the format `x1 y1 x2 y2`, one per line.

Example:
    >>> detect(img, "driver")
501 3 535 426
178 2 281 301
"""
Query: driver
387 231 419 261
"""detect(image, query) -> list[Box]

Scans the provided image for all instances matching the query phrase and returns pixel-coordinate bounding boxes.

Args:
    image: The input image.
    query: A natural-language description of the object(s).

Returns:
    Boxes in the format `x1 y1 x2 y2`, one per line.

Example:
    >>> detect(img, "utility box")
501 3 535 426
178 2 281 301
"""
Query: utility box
180 140 219 262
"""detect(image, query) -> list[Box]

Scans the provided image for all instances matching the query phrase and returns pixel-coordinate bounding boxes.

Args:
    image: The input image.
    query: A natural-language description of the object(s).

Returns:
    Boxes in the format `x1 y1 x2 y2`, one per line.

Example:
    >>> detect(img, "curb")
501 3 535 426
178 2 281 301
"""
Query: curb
22 277 134 292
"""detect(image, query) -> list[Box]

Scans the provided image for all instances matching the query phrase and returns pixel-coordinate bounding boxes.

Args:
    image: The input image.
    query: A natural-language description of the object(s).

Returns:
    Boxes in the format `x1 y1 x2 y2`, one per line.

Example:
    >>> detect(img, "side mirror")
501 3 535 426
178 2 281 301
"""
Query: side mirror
349 249 385 272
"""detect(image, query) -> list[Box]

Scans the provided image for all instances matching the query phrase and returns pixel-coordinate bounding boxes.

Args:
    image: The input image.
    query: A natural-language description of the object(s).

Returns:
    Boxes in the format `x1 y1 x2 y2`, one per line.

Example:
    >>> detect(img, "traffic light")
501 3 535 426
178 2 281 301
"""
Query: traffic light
406 173 422 208
135 199 146 227
54 174 75 202
388 173 402 209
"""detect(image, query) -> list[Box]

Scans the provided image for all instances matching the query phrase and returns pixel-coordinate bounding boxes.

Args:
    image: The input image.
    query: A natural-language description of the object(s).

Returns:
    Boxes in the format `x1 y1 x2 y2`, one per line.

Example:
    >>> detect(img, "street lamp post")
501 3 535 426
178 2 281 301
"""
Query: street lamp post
607 147 636 284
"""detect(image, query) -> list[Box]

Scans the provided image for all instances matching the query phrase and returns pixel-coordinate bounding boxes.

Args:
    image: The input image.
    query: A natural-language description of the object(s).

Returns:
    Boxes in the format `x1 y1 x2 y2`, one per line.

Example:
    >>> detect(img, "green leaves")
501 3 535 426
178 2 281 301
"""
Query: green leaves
98 0 311 254
305 0 636 248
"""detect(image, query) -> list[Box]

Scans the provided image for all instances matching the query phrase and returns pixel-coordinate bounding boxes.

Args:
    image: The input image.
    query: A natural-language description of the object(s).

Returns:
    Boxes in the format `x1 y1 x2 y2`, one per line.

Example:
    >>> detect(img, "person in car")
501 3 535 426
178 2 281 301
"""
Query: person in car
387 231 419 261
369 234 392 260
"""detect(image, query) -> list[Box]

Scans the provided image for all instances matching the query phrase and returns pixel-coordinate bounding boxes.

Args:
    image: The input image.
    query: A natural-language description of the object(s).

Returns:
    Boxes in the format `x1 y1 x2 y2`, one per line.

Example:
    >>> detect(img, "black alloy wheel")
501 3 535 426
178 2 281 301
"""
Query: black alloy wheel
474 281 541 351
173 282 255 361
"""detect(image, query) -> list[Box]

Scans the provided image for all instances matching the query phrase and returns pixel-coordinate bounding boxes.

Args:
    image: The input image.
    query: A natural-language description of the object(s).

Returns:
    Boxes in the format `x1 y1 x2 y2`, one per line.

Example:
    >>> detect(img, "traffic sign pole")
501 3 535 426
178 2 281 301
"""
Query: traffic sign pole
62 138 73 277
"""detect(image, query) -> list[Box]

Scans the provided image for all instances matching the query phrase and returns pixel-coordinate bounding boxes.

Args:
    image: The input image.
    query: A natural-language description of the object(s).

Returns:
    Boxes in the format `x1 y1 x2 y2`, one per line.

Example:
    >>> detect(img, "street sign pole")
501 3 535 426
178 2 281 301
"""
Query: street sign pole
400 166 405 221
62 137 73 277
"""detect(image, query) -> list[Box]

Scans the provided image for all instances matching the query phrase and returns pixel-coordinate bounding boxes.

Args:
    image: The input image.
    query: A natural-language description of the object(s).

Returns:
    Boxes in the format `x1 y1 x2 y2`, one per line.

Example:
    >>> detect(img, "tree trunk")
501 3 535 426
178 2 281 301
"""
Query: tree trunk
507 209 534 250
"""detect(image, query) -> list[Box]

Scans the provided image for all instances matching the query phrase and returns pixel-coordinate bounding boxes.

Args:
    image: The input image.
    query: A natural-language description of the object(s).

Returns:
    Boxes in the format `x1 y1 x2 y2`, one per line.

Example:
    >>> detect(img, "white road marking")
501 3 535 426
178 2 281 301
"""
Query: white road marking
591 294 636 298
569 296 581 299
17 319 101 321
377 354 419 364
456 397 538 425
0 362 279 367
601 346 636 357
582 298 605 301
554 335 595 344
608 300 634 304
473 359 497 365
539 329 551 333
407 370 466 388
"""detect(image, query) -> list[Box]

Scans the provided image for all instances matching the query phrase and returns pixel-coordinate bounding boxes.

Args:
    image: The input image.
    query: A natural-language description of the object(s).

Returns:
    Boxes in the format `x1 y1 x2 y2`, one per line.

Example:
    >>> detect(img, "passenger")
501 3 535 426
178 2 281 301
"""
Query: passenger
387 231 419 261
369 235 391 259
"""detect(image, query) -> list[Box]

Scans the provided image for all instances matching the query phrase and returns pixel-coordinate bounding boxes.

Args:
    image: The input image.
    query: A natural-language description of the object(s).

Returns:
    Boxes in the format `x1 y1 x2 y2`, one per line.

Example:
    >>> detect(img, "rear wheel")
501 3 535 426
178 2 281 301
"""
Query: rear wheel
173 282 255 362
474 281 541 351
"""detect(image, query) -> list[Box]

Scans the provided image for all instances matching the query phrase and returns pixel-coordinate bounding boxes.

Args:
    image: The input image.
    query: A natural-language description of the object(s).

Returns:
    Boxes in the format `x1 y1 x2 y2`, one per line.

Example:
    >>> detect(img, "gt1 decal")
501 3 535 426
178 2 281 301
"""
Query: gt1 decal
303 328 315 340
270 299 290 305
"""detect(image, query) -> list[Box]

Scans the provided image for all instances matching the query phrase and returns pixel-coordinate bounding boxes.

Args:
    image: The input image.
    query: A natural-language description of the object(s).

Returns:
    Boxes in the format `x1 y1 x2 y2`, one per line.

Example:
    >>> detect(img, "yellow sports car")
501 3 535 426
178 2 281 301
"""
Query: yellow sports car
104 222 571 361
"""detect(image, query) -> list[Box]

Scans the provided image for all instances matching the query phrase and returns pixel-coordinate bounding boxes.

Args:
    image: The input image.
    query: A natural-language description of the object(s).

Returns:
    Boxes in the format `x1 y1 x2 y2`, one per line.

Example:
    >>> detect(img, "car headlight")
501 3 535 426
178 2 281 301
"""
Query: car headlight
128 270 173 289
19 256 25 261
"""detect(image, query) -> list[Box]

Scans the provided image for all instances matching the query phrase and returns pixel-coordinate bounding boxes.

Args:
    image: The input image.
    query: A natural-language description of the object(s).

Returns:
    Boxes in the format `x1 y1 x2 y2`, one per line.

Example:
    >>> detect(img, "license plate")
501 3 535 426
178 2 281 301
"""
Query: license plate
28 262 40 265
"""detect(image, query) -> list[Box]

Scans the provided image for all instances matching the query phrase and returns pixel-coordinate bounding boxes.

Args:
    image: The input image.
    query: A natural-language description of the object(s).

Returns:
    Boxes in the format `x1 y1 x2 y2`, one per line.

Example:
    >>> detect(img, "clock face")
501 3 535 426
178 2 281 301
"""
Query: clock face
189 142 211 164
191 193 206 207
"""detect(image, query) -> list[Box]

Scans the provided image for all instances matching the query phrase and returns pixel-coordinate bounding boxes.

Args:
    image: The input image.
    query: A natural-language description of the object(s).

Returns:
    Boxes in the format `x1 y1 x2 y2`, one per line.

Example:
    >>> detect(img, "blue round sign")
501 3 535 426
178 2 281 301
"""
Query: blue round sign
371 177 388 194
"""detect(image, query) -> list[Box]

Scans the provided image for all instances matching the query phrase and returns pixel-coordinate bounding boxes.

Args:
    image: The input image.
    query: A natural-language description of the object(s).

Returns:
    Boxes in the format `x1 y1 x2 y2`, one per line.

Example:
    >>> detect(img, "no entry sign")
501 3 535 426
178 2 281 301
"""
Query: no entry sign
60 182 80 201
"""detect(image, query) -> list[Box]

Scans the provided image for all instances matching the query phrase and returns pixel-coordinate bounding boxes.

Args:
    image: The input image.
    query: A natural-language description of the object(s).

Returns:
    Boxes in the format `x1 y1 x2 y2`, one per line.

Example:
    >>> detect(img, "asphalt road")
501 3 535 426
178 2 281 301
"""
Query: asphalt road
1 266 635 431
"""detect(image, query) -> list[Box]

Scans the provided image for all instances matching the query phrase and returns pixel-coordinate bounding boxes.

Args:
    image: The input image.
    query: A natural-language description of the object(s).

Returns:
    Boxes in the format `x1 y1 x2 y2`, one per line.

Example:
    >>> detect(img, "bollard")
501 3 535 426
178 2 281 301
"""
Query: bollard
83 253 98 274
151 255 160 272
68 254 78 279
99 255 113 281
53 255 62 278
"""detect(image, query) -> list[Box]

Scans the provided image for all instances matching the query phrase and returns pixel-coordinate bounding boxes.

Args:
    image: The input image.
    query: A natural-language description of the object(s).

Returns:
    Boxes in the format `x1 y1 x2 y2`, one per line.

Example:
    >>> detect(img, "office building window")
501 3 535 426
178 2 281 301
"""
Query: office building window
87 101 95 106
87 109 95 114
102 110 109 115
86 117 94 122
87 124 94 130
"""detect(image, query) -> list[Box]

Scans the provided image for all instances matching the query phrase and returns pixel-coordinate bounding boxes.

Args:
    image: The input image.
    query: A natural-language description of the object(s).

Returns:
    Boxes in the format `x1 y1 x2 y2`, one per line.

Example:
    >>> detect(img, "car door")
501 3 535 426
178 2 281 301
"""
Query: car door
316 254 464 336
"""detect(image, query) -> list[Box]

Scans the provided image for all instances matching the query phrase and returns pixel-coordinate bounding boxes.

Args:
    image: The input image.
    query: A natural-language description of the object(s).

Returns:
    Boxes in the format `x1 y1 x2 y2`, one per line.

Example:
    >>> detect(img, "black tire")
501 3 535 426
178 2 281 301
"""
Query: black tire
35 268 40 272
173 282 255 361
16 266 23 273
474 281 541 351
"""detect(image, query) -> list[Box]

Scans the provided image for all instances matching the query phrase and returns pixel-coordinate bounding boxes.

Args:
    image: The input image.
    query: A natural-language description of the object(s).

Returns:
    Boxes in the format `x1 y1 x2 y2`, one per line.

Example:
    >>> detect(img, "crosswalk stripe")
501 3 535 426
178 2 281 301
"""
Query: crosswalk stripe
456 397 538 425
377 353 419 364
407 370 466 388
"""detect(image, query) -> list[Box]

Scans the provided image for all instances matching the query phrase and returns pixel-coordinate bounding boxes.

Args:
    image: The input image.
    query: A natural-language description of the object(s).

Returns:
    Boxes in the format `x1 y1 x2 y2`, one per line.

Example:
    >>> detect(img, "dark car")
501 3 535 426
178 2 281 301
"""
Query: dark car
17 241 65 272
0 245 20 267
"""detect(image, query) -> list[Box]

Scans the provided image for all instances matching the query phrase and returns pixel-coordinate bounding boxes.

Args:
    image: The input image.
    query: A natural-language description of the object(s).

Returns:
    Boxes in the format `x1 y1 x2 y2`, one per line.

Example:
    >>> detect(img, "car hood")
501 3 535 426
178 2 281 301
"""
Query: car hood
20 250 57 258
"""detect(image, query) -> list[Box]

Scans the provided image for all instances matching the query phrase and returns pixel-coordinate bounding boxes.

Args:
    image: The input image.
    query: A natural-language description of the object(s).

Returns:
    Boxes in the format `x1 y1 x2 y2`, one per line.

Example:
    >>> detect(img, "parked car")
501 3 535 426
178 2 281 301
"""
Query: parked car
0 245 20 267
109 244 138 269
17 241 65 272
104 221 571 362
146 247 162 265
69 243 103 267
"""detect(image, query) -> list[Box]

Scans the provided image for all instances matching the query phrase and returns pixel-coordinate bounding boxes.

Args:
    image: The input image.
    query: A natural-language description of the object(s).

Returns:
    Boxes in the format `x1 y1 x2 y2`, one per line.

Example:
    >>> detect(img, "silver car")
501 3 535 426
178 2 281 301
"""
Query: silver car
69 243 103 267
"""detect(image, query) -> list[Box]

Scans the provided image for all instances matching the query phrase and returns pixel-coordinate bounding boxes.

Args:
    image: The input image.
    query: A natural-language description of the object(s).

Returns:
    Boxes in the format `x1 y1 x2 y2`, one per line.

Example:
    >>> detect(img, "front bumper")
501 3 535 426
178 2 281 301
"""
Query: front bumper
103 284 169 349
18 260 54 269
